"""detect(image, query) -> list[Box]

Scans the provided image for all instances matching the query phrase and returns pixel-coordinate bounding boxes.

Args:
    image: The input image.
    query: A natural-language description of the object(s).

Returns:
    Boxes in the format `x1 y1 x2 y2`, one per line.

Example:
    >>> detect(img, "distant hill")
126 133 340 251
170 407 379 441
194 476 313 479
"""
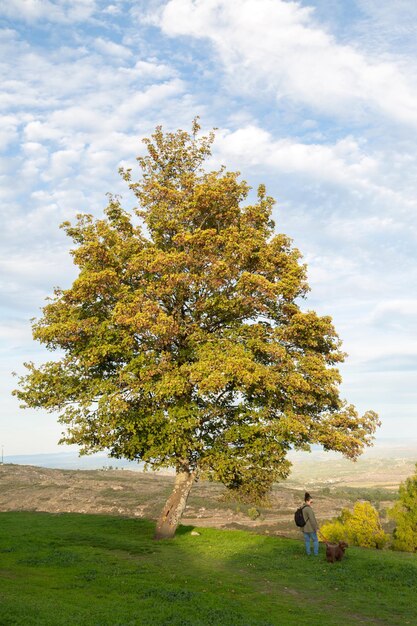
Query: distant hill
4 437 416 471
2 451 143 471
1 451 415 538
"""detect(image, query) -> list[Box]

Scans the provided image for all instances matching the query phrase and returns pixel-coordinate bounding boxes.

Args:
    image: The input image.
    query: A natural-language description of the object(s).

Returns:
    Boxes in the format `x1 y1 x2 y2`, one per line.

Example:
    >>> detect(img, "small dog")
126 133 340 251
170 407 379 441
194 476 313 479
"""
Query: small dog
325 541 348 563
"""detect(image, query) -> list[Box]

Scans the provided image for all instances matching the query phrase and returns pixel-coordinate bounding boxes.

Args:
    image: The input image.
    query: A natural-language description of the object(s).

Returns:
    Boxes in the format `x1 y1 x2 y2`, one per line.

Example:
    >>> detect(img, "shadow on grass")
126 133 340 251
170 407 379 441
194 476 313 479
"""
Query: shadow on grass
0 512 416 626
169 522 417 626
174 524 196 536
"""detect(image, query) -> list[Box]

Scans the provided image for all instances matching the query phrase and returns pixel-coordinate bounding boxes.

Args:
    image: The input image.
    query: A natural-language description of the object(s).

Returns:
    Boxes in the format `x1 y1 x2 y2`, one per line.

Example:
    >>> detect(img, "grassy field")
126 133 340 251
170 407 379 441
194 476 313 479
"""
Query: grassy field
0 512 416 625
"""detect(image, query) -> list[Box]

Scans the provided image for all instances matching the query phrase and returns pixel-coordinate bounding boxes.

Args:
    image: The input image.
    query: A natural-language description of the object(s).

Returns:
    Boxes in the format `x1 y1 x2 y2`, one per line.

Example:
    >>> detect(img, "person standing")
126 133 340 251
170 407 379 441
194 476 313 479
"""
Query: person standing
302 492 319 556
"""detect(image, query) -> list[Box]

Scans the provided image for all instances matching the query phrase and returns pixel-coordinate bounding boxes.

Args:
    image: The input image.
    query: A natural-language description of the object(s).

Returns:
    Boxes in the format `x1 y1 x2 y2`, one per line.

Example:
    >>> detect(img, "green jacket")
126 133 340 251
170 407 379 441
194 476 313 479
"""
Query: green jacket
302 504 318 533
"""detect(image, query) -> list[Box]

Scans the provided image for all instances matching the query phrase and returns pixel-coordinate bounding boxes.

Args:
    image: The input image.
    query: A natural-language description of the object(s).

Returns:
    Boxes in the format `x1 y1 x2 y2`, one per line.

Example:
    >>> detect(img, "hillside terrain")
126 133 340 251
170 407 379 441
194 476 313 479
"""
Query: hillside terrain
1 452 415 537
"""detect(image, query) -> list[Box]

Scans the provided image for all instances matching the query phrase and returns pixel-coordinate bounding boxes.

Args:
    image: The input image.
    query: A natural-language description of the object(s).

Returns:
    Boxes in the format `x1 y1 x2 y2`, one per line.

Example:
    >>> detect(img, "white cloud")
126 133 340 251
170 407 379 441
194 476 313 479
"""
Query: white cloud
116 78 184 119
0 25 191 261
371 299 417 322
325 215 402 241
214 125 387 194
0 246 77 317
103 4 121 15
121 60 176 80
0 115 20 148
2 0 417 451
47 106 109 134
160 0 417 127
355 0 417 54
47 149 82 180
24 121 63 142
0 0 98 23
93 37 132 59
0 321 32 344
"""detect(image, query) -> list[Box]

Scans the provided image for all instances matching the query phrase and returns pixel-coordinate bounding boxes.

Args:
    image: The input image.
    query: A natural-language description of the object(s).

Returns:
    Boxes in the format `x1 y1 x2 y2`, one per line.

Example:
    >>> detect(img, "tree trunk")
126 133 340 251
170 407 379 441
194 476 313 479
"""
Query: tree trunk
154 469 197 540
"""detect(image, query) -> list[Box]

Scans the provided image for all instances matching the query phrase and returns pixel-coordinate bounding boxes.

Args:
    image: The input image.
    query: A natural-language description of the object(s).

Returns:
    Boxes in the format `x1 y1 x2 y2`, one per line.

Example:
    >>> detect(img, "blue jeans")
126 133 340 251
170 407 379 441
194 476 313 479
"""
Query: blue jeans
303 531 319 555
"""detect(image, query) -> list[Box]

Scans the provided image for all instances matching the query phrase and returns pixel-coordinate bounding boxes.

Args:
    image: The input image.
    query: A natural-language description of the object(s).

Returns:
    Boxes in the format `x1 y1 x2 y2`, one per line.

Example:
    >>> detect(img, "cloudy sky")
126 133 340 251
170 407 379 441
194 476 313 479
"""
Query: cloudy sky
1 0 417 455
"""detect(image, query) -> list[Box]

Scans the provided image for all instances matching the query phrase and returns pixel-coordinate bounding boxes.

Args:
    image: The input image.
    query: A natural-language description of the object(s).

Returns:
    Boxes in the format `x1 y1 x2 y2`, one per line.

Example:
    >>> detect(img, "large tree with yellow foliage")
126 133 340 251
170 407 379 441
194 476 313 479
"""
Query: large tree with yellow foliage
14 121 379 538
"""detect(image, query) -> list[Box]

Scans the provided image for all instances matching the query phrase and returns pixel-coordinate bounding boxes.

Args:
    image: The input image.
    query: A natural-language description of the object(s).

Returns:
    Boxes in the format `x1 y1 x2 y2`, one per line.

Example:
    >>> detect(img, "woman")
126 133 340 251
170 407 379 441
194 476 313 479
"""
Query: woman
302 492 319 556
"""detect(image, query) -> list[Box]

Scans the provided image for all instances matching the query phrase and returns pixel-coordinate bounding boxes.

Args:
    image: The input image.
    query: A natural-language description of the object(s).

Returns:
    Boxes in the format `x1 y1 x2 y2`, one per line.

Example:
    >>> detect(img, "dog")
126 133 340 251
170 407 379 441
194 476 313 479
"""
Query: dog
325 541 348 563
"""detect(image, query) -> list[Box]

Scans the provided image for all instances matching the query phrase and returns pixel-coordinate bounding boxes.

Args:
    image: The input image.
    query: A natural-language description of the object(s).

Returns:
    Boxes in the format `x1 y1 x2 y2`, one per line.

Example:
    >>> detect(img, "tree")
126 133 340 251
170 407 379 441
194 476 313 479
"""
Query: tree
320 501 388 549
14 120 380 539
389 462 417 552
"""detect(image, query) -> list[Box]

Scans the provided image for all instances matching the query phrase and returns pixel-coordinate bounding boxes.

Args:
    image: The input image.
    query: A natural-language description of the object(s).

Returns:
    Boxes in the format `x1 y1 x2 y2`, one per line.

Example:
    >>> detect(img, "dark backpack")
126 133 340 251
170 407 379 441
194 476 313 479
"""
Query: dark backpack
294 505 307 527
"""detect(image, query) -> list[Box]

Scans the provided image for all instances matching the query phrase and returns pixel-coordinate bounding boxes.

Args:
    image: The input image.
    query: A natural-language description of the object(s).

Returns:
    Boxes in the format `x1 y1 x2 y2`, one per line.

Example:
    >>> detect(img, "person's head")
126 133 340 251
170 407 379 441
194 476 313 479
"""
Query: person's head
304 492 313 505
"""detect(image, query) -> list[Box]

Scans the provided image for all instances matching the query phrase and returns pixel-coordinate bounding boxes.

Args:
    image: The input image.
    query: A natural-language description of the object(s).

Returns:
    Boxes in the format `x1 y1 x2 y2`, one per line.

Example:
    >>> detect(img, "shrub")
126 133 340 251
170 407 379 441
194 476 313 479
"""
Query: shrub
320 501 388 549
247 507 260 520
319 520 345 543
388 462 417 552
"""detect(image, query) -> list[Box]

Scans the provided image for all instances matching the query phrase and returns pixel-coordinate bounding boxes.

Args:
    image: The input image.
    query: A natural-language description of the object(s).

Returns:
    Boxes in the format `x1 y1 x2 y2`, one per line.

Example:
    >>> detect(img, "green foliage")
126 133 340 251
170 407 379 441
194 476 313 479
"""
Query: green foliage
318 486 397 504
14 120 379 504
389 462 417 552
247 507 260 520
1 511 417 626
320 501 389 549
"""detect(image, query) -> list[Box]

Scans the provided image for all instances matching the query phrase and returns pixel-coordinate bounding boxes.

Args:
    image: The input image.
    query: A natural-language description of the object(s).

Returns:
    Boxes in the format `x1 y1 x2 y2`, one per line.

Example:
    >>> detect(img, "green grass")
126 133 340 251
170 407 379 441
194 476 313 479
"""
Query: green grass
0 512 416 625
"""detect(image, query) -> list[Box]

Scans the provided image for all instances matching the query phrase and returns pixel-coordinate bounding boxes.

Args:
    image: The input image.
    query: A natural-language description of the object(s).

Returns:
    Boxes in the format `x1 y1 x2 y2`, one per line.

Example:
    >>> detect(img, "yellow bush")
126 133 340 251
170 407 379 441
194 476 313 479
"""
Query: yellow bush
319 520 346 543
320 501 388 549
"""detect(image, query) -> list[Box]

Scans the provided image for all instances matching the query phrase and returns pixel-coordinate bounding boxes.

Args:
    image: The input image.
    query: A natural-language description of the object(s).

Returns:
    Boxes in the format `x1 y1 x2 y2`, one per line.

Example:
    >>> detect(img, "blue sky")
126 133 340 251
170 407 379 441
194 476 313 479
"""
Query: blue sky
1 0 417 455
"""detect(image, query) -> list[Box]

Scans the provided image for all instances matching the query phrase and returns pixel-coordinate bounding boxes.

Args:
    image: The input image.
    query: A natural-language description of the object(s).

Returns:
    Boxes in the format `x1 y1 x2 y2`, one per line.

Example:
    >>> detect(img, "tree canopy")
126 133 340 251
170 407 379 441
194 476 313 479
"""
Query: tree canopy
14 120 379 537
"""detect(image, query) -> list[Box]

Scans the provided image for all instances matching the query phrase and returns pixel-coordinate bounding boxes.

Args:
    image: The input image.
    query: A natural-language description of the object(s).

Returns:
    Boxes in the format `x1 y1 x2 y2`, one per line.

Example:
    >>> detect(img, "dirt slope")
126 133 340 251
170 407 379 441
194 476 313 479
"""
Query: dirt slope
0 462 394 538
